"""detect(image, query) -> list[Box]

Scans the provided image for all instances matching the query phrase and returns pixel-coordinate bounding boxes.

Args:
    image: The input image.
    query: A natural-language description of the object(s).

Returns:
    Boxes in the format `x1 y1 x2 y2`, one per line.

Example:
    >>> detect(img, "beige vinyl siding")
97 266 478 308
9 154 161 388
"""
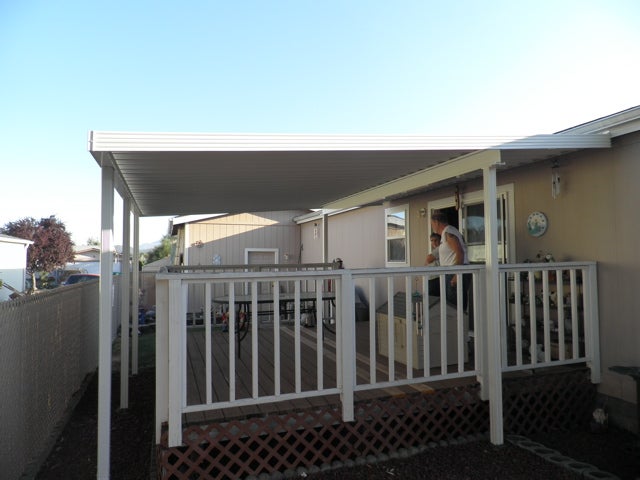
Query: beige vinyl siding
182 210 308 313
299 207 385 268
186 211 306 266
326 206 385 269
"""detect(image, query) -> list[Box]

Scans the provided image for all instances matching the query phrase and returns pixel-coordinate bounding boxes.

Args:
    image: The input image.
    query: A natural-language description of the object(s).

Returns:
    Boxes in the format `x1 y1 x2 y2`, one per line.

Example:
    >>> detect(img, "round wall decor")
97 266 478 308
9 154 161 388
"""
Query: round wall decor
527 211 548 237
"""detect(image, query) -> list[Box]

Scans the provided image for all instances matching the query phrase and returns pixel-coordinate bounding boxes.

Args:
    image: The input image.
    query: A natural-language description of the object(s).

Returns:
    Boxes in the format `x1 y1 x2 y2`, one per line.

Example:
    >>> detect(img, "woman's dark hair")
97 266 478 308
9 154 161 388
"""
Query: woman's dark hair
431 211 448 224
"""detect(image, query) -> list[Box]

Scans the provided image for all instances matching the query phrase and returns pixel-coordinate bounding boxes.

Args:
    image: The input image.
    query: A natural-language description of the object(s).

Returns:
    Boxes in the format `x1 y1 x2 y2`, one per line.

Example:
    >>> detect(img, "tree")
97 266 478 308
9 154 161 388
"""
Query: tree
140 235 174 266
87 237 100 246
1 216 75 290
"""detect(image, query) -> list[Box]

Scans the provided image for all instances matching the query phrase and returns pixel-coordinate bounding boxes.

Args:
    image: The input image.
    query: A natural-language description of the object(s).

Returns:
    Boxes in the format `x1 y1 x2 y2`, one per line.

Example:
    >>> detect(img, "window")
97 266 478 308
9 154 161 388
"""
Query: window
428 185 514 264
463 198 506 263
385 205 409 266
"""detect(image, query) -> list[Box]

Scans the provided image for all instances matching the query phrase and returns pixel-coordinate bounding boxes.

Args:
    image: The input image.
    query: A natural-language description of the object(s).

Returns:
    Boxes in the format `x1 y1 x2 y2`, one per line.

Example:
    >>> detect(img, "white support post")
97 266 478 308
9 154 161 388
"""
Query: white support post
132 211 140 375
120 197 131 409
322 212 329 263
168 278 184 447
483 158 504 446
97 163 114 480
475 271 488 399
585 264 601 383
340 271 355 422
155 277 169 441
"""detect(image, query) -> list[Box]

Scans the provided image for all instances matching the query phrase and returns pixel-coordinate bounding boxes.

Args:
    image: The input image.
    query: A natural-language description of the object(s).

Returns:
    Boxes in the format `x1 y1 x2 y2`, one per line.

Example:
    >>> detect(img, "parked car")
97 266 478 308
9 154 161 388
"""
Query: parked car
63 274 99 285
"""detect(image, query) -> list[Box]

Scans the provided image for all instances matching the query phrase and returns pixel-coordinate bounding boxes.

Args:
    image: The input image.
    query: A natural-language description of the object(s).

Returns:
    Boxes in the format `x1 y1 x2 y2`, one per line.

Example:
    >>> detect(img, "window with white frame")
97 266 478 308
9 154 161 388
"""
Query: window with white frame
385 205 409 266
428 185 515 263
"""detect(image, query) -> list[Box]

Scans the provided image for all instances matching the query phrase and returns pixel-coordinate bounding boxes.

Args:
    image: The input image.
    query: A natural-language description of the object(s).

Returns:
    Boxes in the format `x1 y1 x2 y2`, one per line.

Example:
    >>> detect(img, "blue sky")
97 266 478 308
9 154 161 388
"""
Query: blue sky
1 0 639 245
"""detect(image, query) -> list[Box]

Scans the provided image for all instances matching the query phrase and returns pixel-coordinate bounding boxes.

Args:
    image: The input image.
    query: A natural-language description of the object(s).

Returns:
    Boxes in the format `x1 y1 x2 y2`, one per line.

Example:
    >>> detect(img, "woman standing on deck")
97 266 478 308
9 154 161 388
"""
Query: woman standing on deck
429 211 469 308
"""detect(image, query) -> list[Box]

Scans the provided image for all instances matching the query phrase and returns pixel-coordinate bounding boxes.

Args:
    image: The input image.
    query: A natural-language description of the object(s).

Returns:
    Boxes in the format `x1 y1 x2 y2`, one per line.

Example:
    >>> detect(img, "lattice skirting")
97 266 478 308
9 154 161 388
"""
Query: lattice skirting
157 384 488 479
157 369 596 479
503 367 597 435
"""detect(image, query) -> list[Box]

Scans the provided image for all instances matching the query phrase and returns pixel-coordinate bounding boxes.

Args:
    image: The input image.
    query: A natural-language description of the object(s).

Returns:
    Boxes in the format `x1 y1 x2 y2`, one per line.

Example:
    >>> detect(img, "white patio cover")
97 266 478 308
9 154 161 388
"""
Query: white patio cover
89 130 612 479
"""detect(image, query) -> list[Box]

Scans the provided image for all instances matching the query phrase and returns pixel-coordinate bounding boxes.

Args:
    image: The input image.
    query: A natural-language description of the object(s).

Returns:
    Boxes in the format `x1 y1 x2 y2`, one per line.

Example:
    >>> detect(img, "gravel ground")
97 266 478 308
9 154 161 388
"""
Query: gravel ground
304 440 585 480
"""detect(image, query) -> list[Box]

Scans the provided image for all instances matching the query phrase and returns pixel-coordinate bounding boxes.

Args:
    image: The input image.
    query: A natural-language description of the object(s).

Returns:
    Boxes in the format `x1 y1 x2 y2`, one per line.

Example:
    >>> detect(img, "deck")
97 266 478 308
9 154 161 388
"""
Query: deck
183 318 473 426
156 263 600 478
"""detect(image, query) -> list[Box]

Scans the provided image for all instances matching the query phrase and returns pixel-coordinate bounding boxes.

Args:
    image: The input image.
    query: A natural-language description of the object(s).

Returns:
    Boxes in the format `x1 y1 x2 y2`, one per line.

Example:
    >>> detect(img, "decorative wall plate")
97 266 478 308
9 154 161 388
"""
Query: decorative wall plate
527 211 548 237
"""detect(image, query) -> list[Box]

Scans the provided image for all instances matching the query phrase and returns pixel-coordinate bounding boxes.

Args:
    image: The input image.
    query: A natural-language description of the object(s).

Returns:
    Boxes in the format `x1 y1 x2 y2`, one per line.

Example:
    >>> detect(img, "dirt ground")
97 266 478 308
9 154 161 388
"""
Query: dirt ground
34 332 640 479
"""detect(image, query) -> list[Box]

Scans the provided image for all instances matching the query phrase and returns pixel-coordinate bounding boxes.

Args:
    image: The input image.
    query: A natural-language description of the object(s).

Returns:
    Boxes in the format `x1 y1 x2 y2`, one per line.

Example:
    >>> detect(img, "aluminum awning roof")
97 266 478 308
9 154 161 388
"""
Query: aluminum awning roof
88 131 611 217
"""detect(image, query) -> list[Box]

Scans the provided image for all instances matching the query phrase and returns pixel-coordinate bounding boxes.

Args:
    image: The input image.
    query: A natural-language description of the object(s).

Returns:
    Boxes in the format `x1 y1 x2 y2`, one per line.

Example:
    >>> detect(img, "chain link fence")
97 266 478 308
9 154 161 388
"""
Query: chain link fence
0 278 118 479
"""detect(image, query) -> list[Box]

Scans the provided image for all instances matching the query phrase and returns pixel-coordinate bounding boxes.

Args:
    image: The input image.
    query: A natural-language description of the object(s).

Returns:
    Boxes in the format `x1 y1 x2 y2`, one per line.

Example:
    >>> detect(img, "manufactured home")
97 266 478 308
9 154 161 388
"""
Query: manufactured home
0 234 33 301
294 107 640 433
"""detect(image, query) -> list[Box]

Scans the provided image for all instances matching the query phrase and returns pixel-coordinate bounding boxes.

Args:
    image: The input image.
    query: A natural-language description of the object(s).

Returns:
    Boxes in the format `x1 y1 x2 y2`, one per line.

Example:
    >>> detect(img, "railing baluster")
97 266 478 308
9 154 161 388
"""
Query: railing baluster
457 273 464 373
499 272 507 368
205 283 212 404
369 277 376 384
556 270 565 361
387 277 395 382
405 279 413 378
514 273 523 366
422 274 430 374
229 283 236 401
294 280 301 393
542 271 551 363
440 274 447 375
274 282 280 396
570 269 579 359
528 271 537 365
251 280 258 399
316 279 323 390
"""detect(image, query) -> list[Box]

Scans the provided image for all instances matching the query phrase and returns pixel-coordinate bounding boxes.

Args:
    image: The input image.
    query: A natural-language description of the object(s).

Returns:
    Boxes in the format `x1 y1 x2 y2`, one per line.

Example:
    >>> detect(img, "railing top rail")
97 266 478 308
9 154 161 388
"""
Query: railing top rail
157 268 346 282
351 264 485 277
498 261 596 271
165 262 341 273
156 261 596 281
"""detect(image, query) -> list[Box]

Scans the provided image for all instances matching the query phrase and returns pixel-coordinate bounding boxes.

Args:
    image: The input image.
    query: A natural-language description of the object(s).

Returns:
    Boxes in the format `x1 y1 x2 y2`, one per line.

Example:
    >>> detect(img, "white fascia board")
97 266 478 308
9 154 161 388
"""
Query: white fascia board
87 131 608 153
323 150 503 210
322 134 610 211
294 208 359 224
557 106 640 137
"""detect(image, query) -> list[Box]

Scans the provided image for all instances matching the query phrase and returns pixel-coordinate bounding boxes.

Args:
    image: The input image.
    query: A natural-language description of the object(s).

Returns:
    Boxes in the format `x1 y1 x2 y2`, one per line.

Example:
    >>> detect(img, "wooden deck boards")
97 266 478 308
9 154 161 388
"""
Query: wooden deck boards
183 320 473 426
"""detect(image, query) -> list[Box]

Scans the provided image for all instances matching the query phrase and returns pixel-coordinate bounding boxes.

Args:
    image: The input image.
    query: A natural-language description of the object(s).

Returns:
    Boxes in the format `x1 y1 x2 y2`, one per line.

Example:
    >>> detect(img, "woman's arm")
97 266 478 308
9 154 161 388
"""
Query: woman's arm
425 253 437 265
445 232 464 265
445 232 464 286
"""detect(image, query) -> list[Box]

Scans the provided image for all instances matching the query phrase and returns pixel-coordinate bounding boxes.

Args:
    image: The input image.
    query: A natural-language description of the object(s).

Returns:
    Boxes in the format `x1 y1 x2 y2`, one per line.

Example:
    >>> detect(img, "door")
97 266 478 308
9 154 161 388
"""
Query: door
245 248 279 295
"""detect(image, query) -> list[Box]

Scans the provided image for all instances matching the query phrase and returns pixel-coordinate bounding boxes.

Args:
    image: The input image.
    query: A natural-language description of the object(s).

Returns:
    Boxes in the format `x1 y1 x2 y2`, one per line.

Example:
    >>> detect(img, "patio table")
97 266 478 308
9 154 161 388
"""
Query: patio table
213 291 336 357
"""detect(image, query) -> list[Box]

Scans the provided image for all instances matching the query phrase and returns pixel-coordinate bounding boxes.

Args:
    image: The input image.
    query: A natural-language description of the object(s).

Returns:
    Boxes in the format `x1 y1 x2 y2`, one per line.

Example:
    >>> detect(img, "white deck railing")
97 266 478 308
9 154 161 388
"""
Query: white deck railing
155 262 600 448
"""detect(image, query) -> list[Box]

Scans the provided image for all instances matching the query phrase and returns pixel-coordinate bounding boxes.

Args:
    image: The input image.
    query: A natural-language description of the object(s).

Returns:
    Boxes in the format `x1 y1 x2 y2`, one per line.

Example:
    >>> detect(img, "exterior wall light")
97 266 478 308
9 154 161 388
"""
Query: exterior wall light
551 159 561 199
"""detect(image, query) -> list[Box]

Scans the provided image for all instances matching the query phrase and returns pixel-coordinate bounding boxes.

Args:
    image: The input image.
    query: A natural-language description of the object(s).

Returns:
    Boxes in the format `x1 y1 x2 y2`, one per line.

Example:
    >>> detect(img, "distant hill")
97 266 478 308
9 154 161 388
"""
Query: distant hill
112 242 161 254
140 241 161 252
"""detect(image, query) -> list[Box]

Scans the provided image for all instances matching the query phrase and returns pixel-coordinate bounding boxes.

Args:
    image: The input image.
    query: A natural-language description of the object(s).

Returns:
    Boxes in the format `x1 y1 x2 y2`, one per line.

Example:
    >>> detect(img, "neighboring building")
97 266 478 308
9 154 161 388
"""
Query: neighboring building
171 211 310 266
0 234 33 301
140 255 172 310
65 245 123 276
170 210 311 313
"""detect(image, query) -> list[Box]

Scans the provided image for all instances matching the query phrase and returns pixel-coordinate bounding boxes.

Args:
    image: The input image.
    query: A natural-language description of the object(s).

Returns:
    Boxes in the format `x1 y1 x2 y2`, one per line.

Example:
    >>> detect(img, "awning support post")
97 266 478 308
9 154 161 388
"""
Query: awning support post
97 162 115 479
